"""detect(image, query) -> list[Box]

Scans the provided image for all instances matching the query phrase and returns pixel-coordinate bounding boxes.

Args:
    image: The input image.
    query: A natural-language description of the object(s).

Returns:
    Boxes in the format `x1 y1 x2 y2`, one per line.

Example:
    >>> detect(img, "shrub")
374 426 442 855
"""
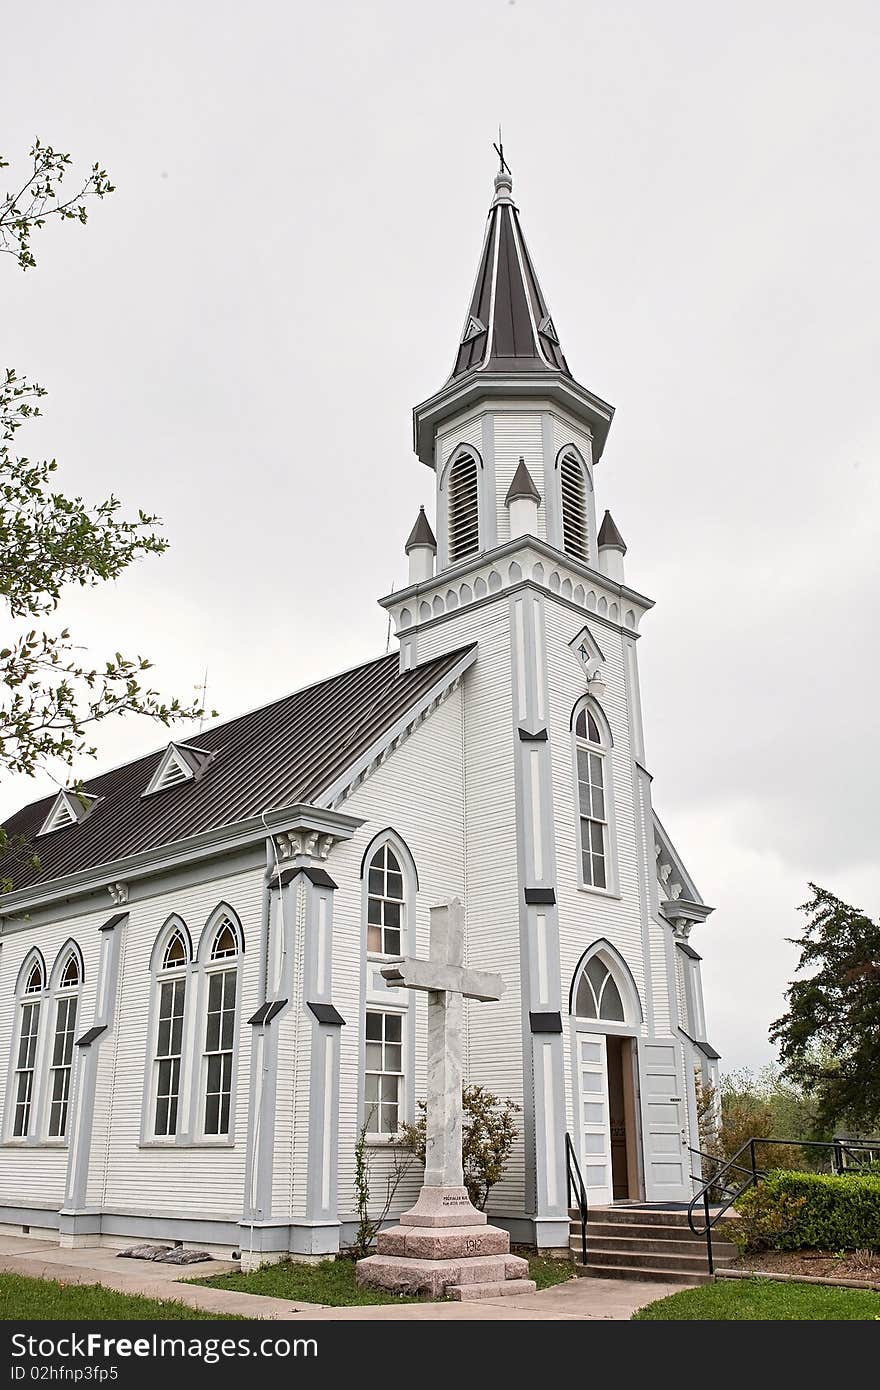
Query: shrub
400 1084 520 1210
734 1170 880 1253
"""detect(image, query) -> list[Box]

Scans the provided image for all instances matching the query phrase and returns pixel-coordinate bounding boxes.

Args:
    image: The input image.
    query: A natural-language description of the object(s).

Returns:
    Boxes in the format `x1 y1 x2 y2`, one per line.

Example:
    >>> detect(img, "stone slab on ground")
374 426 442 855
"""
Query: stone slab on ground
377 1222 509 1260
447 1278 538 1301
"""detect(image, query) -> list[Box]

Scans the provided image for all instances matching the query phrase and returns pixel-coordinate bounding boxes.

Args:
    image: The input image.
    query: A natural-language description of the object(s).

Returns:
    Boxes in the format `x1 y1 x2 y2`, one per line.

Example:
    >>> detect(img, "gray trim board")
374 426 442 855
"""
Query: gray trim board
524 887 555 905
676 940 702 961
100 913 127 933
75 1025 107 1048
518 726 548 742
248 999 287 1026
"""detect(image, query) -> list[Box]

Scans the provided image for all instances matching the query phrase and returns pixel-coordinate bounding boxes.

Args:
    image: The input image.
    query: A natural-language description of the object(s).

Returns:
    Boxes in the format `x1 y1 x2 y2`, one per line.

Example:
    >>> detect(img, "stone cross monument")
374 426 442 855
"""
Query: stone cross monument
356 899 536 1300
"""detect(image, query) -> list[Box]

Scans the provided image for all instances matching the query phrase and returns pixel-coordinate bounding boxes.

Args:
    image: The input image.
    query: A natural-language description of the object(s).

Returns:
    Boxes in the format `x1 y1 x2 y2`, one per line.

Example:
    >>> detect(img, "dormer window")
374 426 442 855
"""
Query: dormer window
447 452 480 563
37 789 99 837
143 742 213 797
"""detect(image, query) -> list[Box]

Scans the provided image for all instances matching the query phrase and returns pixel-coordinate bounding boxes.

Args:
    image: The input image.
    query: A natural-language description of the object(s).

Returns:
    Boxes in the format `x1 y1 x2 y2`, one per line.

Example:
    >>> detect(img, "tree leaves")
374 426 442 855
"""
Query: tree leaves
1 140 114 271
770 884 880 1132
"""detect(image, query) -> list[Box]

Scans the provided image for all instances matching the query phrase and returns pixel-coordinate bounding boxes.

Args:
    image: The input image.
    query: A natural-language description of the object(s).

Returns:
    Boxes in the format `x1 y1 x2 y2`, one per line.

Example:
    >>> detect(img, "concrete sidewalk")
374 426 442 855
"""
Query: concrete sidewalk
0 1236 677 1321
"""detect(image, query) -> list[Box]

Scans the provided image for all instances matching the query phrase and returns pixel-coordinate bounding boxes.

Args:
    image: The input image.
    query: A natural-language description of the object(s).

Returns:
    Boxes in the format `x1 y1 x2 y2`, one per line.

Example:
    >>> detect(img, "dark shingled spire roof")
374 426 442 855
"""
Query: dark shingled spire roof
449 168 570 381
404 506 437 553
504 458 541 505
598 510 627 553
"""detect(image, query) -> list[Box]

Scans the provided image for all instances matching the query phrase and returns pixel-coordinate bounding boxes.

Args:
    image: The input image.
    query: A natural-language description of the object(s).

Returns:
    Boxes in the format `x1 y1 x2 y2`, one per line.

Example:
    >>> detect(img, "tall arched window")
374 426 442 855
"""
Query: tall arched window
11 952 46 1138
573 700 612 890
200 909 243 1138
447 452 480 562
367 843 405 957
151 920 191 1138
560 452 589 562
47 945 83 1139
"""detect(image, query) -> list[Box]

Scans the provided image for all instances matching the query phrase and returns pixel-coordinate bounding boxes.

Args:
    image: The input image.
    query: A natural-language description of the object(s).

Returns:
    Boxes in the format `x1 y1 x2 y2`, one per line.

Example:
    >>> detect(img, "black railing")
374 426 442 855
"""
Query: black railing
565 1131 588 1264
687 1135 880 1275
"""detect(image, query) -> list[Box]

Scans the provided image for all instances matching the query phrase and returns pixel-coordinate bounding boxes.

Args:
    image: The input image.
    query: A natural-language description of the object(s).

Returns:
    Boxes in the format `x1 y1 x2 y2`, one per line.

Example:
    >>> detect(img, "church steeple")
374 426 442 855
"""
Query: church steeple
413 160 613 471
449 167 570 381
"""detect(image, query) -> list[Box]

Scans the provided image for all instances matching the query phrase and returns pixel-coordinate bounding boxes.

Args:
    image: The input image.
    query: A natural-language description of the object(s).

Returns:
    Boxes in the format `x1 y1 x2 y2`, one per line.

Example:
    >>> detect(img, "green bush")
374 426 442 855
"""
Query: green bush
735 1170 880 1252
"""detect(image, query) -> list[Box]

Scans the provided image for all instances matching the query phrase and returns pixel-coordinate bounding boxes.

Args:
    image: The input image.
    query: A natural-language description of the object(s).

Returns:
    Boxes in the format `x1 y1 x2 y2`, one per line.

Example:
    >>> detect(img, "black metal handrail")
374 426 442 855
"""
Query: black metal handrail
687 1135 879 1275
565 1131 588 1264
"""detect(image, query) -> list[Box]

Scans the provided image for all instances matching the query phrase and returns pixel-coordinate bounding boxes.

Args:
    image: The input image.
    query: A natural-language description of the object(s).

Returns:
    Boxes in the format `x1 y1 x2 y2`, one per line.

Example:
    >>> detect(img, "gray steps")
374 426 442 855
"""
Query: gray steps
575 1231 737 1260
567 1204 733 1285
574 1262 709 1287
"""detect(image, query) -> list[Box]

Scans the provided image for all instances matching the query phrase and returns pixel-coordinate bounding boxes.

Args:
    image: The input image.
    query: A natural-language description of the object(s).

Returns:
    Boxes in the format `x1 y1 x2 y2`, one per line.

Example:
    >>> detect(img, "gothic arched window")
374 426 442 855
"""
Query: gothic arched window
151 919 191 1139
560 452 589 562
447 452 480 563
11 952 46 1138
367 843 405 957
47 945 83 1139
201 910 242 1138
575 955 625 1022
573 699 612 890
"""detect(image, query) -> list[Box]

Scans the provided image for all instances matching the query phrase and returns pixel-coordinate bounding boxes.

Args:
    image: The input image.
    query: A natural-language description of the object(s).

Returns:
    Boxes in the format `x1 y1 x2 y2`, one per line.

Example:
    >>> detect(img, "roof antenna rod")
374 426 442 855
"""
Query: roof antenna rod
196 666 209 735
385 585 395 654
493 126 511 175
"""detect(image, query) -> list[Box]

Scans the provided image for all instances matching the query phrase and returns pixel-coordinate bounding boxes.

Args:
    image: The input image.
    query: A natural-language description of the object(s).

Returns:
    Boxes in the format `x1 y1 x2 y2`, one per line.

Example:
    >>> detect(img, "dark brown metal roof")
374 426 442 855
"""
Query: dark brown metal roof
504 458 541 505
597 509 627 553
404 507 437 552
0 645 474 894
449 170 570 381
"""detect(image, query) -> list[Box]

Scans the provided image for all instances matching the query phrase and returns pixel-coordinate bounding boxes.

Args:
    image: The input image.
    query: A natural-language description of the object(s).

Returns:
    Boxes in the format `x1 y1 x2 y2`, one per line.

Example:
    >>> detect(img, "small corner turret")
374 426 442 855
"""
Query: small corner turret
404 506 437 584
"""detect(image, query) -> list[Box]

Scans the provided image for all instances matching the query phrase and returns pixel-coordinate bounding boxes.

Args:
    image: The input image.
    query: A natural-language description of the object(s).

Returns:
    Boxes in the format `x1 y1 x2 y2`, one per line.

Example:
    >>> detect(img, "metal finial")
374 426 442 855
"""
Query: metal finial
493 127 511 176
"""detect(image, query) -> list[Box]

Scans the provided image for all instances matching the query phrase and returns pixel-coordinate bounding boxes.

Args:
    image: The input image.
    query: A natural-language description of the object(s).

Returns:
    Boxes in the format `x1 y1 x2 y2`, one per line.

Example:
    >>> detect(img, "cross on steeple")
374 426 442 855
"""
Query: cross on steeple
493 127 511 176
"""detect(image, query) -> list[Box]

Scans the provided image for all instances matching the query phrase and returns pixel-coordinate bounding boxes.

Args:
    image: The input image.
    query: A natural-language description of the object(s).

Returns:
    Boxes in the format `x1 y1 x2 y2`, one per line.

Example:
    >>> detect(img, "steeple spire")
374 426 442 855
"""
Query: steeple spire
449 162 570 382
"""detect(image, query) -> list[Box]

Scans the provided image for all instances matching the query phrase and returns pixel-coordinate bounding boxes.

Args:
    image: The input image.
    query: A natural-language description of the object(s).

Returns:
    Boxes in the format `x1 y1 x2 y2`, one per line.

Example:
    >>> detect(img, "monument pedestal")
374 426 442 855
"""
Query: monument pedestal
356 1185 537 1300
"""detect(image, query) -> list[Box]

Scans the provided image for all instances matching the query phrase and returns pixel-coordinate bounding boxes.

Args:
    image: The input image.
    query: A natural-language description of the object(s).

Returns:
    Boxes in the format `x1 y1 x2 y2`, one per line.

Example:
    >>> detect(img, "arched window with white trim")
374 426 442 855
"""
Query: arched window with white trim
361 831 418 1136
47 944 83 1139
560 451 589 562
571 941 643 1028
573 699 613 891
447 452 480 562
150 918 191 1139
10 951 46 1138
199 907 243 1138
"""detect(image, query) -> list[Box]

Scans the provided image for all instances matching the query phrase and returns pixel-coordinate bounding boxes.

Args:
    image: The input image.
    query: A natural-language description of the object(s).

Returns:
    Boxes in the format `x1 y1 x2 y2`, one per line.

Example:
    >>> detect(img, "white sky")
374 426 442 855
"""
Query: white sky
3 1 879 1071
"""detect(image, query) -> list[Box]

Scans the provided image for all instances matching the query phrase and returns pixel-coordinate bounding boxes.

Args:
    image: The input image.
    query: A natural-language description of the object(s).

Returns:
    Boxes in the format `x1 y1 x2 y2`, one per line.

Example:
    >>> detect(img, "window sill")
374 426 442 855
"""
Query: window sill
576 884 621 901
364 1134 407 1148
1 1139 68 1150
137 1138 236 1150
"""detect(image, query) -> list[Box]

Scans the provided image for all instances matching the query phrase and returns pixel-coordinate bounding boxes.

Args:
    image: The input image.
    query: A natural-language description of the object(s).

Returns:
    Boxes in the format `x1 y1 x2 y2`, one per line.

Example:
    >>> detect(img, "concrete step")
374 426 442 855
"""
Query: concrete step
574 1261 710 1286
569 1228 728 1251
573 1232 736 1260
580 1206 699 1227
576 1245 716 1274
447 1279 538 1302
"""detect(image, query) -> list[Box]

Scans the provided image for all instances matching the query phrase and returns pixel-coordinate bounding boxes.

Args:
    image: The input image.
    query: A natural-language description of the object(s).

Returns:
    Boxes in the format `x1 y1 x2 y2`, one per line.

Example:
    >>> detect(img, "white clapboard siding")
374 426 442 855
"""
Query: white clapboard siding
0 905 108 1210
493 412 544 544
332 686 467 1220
94 867 262 1221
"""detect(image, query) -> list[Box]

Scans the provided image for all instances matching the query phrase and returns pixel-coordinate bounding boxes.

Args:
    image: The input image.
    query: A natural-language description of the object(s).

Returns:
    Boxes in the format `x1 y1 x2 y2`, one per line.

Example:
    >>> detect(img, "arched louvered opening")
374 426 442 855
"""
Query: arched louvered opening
560 453 589 562
447 454 480 562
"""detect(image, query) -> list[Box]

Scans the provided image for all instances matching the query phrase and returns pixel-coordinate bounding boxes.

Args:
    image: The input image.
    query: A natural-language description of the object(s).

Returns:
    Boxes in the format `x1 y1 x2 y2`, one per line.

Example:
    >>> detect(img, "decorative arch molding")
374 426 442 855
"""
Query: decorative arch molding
554 442 594 490
568 938 644 1025
49 939 85 990
359 827 420 891
197 902 245 964
438 442 484 490
14 947 47 997
149 914 193 974
569 693 614 748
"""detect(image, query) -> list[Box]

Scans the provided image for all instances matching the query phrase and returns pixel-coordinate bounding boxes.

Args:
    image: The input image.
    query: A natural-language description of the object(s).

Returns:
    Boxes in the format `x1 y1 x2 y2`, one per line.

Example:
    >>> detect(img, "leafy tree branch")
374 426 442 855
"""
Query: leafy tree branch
1 139 113 271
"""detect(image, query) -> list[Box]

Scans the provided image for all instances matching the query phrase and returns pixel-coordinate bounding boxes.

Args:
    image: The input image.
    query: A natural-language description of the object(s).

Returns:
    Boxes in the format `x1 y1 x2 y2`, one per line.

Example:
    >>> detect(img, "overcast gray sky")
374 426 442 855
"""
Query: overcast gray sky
3 1 879 1072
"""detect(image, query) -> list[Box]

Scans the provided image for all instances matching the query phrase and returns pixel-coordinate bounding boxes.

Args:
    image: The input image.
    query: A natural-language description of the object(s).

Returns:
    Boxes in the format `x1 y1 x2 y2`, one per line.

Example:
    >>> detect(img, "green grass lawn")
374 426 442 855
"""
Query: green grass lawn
198 1252 571 1306
0 1272 231 1321
634 1277 880 1321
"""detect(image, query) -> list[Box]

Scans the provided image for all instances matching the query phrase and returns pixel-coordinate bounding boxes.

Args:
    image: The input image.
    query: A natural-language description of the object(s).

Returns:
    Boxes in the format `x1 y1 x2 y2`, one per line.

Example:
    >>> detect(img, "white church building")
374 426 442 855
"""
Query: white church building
0 162 719 1263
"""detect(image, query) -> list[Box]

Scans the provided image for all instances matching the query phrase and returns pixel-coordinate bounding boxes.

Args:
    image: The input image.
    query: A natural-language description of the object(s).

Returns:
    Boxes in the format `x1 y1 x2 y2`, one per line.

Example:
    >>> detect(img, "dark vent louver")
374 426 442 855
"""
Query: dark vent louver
447 455 480 563
561 455 589 562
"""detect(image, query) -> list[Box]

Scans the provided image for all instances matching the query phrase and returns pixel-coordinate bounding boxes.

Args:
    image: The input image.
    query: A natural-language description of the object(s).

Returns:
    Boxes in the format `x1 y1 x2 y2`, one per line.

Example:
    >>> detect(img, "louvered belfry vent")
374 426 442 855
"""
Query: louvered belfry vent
561 454 589 562
447 454 480 563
